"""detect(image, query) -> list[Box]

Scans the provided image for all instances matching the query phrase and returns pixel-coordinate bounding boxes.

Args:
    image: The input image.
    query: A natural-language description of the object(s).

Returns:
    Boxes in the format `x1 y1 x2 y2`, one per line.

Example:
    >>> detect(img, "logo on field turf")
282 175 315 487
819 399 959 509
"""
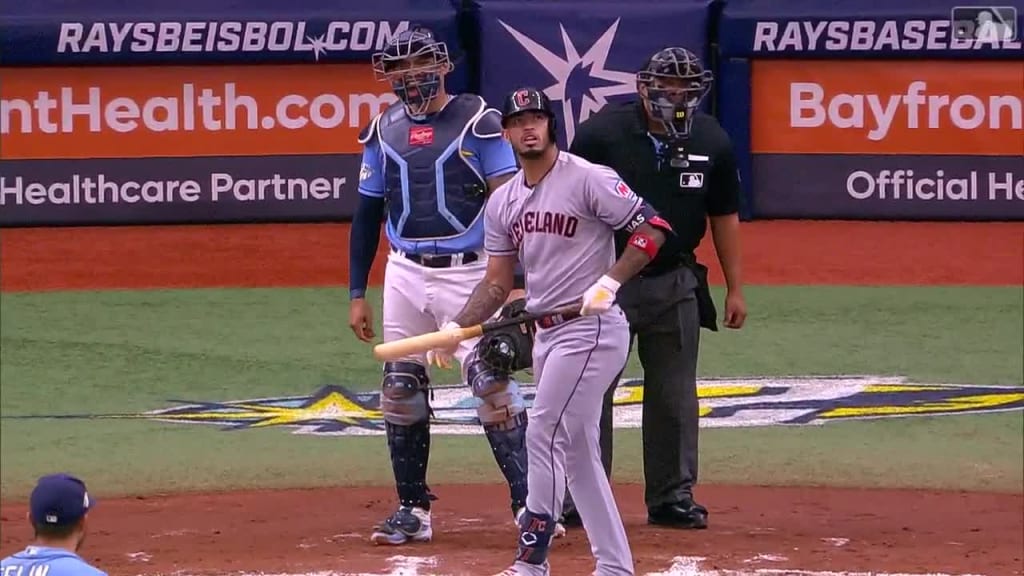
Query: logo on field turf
132 375 1024 435
6 376 1021 435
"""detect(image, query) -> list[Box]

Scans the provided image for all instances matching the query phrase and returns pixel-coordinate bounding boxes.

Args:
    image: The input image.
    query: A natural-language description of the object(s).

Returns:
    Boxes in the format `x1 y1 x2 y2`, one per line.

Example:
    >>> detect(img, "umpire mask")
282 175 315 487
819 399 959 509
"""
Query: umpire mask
372 26 452 116
637 47 713 141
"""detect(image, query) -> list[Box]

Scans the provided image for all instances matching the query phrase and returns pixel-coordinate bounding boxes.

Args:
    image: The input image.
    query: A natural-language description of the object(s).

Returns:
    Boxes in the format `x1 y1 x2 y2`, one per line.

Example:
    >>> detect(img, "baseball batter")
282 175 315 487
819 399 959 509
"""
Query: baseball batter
434 88 673 576
348 27 564 546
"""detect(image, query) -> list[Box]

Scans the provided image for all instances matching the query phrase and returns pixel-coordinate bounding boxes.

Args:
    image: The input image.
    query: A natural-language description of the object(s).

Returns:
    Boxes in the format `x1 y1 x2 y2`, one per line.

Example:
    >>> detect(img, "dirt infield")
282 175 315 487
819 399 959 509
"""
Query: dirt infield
1 484 1022 576
1 220 1022 575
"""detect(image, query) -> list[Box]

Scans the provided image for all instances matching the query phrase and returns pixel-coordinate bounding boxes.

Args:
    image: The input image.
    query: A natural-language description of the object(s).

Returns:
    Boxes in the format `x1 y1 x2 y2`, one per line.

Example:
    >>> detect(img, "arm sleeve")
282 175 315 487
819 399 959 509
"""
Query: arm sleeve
512 262 526 289
707 135 742 216
357 140 386 198
584 165 644 231
348 193 386 299
484 194 517 256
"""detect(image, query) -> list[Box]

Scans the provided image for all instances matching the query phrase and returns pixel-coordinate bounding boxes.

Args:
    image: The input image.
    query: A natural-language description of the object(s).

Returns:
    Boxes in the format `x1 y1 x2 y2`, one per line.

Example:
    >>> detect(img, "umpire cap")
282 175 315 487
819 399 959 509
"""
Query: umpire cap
501 87 557 140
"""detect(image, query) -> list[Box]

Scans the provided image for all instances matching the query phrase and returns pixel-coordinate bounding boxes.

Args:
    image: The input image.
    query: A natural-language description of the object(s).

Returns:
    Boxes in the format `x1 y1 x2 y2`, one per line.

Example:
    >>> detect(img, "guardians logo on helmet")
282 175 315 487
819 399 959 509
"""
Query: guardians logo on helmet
501 87 558 141
500 87 560 160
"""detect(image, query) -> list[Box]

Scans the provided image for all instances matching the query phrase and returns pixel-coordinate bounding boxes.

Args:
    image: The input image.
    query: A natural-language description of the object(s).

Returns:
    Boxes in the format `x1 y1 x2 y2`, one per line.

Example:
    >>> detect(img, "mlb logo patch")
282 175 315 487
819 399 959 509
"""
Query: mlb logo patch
408 126 434 146
679 172 704 189
614 180 635 198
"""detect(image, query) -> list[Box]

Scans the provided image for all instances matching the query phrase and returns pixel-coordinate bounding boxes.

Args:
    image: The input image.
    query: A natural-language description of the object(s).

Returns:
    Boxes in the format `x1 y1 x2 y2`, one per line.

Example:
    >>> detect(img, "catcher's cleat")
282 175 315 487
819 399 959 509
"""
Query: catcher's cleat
516 507 566 539
370 506 432 545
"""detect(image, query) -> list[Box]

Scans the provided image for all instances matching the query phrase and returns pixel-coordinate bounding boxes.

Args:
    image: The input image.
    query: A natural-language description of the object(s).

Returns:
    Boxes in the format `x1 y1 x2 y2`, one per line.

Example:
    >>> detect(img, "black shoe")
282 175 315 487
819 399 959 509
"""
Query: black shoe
559 505 583 528
647 498 709 529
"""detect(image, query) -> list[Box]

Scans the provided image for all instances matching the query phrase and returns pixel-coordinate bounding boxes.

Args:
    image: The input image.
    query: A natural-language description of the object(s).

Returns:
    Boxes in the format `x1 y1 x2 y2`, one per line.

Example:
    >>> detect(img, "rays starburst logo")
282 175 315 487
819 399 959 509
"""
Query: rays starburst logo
499 19 637 146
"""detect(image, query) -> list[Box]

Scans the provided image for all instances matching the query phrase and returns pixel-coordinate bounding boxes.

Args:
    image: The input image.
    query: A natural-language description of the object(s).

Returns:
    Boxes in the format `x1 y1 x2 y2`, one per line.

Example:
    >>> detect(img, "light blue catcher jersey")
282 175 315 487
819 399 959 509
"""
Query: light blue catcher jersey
357 94 517 255
2 546 106 576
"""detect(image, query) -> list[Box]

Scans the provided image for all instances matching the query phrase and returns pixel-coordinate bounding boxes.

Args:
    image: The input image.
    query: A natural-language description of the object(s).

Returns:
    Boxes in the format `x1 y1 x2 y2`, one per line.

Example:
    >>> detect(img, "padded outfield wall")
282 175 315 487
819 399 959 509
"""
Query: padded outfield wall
1 0 1021 226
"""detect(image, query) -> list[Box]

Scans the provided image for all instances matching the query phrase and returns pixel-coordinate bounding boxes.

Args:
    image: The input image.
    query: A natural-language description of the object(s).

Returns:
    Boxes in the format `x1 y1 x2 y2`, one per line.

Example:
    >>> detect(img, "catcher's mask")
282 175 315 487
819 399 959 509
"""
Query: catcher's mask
372 26 452 116
636 47 712 141
501 87 558 143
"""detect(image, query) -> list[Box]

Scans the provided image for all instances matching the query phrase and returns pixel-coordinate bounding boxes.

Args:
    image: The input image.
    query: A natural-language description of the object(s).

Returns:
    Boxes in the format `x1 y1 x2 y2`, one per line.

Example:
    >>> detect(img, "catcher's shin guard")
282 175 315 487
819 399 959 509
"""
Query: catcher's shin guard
514 509 557 566
485 411 529 512
468 351 529 512
381 362 434 510
385 420 434 509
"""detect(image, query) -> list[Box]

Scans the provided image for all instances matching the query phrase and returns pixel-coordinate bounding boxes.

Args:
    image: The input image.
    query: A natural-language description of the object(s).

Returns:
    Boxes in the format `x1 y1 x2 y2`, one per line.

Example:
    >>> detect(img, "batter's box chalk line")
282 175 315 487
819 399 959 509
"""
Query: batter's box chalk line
148 555 990 576
646 557 988 576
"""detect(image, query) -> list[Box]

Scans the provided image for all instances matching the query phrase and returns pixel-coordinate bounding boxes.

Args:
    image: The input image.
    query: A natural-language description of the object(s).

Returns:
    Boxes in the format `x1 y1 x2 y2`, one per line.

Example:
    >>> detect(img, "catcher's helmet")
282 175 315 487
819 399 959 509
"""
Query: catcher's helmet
501 87 557 141
636 47 713 140
371 26 452 115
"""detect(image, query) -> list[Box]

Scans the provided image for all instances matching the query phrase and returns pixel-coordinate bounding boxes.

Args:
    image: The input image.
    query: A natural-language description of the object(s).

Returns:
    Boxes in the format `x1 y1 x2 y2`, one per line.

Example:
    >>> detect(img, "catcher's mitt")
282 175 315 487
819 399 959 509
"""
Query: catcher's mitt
477 298 534 373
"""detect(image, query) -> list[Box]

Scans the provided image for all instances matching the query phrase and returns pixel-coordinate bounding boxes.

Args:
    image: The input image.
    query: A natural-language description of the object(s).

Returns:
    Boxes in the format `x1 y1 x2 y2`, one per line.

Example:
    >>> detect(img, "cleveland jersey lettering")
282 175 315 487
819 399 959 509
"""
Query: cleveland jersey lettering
510 211 579 246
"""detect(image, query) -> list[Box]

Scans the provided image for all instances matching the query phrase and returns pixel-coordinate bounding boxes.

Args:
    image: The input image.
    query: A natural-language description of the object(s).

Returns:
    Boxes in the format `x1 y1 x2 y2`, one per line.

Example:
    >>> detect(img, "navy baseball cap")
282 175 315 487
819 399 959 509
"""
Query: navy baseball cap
29 474 94 527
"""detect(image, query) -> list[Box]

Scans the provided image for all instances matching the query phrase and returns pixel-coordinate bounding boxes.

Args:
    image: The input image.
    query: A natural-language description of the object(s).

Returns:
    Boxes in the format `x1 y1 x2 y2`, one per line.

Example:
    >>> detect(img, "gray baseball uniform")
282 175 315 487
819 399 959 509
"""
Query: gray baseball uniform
485 151 646 576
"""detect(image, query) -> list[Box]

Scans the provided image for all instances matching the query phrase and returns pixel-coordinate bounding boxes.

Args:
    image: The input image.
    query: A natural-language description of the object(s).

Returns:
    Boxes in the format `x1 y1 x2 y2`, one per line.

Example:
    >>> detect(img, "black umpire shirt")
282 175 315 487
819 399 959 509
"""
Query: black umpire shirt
569 101 742 275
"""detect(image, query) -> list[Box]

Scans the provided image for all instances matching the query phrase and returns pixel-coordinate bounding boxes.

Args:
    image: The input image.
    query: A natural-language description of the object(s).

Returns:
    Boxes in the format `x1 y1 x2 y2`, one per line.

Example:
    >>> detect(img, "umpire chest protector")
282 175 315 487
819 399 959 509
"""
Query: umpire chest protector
362 94 495 241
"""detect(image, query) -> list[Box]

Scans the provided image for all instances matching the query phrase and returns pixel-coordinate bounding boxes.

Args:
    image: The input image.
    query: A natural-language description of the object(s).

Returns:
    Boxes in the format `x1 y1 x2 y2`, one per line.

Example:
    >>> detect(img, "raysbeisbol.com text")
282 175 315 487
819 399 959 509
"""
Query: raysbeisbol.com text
0 173 348 206
846 170 1023 201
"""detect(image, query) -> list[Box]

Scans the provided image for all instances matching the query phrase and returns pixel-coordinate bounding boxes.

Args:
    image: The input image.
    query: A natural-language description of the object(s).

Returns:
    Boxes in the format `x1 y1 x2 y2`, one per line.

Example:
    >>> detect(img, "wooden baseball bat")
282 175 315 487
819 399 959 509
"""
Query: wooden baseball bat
372 302 582 362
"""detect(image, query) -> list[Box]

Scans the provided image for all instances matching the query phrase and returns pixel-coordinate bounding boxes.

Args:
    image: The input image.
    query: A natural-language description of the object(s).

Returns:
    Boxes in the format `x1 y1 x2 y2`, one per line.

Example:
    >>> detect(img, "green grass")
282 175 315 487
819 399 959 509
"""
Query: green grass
1 285 1022 500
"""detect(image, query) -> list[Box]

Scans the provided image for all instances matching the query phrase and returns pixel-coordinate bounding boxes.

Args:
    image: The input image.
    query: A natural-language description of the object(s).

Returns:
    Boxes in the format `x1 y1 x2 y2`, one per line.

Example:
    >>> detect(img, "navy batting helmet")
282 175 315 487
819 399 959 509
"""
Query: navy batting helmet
501 87 557 141
371 26 452 115
636 47 713 140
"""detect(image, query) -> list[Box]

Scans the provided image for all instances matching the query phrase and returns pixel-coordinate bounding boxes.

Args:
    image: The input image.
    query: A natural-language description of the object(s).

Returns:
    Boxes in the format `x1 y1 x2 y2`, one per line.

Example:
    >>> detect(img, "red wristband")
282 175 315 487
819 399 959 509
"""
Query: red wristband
628 232 659 260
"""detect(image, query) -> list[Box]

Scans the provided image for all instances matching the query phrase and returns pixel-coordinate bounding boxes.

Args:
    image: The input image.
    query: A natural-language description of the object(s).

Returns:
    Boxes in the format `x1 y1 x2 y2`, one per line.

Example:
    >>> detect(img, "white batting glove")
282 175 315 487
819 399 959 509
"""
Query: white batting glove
427 321 460 369
580 275 621 316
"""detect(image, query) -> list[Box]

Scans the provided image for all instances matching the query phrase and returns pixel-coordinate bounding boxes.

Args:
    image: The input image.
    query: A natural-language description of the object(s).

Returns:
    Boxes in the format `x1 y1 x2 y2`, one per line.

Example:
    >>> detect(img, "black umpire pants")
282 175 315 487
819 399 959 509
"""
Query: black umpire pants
564 264 702 511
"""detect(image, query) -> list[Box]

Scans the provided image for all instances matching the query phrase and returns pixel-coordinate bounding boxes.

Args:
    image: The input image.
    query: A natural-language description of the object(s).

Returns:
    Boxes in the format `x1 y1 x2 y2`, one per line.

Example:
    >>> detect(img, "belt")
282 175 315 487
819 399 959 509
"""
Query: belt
398 251 480 268
534 306 582 330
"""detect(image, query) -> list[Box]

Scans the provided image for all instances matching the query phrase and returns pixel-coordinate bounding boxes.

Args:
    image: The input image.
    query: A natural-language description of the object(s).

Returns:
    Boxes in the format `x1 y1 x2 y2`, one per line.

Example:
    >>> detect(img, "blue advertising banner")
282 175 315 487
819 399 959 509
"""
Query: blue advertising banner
718 0 1024 59
752 155 1024 221
476 0 713 149
0 0 461 67
0 155 363 227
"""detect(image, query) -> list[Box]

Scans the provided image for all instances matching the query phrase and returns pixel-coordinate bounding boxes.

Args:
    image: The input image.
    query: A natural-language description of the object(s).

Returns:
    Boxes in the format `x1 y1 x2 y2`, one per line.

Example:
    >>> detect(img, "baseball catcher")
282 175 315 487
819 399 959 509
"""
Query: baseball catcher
347 26 563 546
